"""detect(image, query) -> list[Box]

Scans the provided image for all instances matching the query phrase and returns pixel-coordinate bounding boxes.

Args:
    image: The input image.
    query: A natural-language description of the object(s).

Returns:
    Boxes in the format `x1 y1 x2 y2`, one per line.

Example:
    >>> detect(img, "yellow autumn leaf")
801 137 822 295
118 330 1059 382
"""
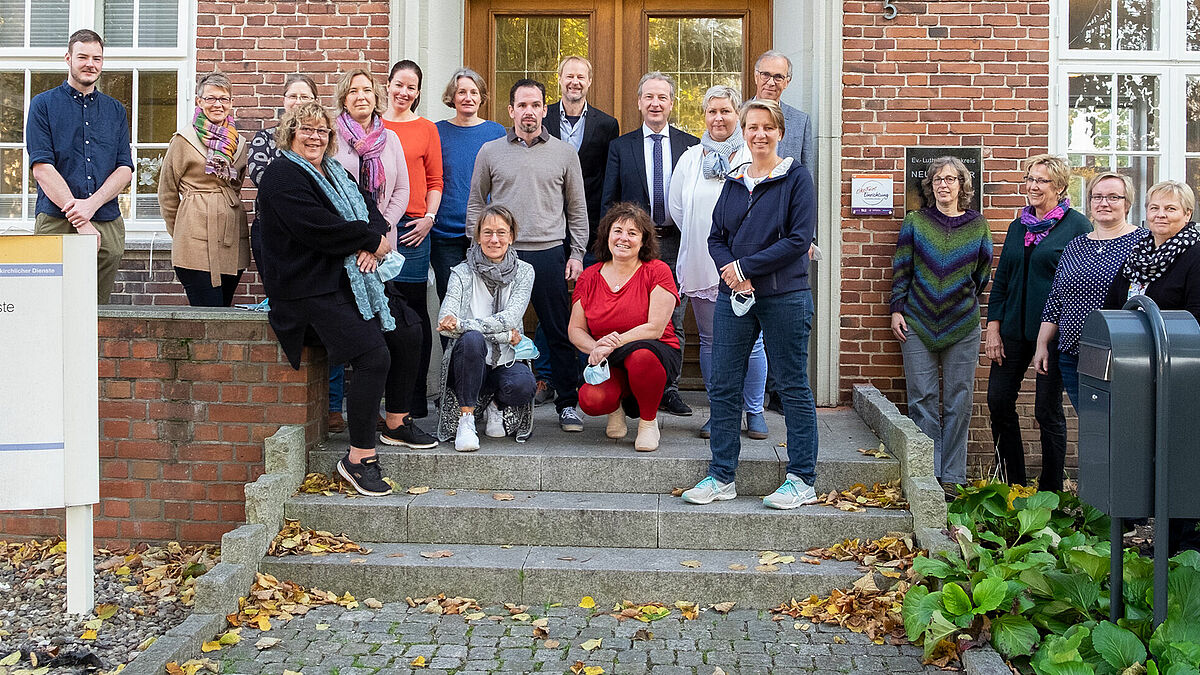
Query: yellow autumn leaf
83 619 103 631
200 641 221 653
728 563 748 571
464 612 486 620
407 485 431 495
81 629 98 640
1 652 20 667
315 624 329 630
95 603 119 620
578 596 596 609
583 667 604 675
580 638 603 651
511 613 531 622
680 560 701 568
411 655 428 668
252 614 272 631
218 629 241 645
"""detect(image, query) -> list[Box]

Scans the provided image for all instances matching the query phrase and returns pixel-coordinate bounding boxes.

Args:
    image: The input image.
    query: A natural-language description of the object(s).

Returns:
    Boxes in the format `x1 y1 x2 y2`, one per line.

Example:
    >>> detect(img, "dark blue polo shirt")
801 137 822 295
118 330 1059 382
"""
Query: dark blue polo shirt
26 81 133 222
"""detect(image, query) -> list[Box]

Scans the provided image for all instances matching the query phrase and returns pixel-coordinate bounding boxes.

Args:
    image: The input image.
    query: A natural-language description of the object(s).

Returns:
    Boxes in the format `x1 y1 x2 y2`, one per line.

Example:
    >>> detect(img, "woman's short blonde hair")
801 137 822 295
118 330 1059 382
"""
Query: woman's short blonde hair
274 102 338 158
195 71 232 98
1145 180 1196 216
1085 172 1135 215
920 156 975 212
441 68 489 109
334 68 385 116
1023 154 1071 198
701 85 741 113
739 98 785 134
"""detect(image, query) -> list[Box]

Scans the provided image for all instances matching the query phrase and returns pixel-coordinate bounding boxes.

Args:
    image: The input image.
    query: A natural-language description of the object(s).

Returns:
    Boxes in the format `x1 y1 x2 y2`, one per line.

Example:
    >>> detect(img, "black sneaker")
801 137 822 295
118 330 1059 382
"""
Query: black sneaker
380 416 439 449
659 391 693 417
337 454 392 496
766 391 784 414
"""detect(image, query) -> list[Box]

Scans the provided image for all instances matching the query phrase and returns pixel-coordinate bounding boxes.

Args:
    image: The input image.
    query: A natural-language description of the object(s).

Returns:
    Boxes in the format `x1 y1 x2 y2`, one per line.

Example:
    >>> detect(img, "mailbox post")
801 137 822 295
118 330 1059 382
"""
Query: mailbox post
1077 296 1200 625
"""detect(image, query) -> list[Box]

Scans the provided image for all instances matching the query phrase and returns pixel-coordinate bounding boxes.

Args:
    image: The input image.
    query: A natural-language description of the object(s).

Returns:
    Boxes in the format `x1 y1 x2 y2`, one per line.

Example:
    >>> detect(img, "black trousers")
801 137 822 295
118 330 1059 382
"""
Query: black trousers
449 331 537 409
390 280 432 416
517 245 580 411
987 335 1067 491
656 227 685 395
175 266 243 307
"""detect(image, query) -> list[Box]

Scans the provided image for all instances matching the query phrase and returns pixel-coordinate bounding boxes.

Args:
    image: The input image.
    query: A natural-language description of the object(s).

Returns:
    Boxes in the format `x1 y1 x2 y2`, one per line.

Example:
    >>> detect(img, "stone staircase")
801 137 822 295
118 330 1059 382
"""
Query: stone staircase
259 394 918 607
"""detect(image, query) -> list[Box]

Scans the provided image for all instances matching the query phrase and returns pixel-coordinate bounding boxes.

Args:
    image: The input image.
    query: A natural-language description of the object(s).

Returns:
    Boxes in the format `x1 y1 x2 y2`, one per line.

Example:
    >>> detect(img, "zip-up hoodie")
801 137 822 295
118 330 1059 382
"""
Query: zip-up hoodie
707 157 816 298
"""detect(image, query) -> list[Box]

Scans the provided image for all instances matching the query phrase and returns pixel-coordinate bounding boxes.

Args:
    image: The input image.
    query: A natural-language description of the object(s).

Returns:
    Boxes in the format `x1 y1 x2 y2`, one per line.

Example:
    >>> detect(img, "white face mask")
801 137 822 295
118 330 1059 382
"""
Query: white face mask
731 291 756 317
376 251 407 282
583 359 611 385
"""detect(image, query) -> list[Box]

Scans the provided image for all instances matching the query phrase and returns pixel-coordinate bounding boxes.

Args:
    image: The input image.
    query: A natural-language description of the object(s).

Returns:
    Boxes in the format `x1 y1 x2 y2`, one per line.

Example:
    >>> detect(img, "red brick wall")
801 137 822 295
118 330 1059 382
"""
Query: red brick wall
838 1 1075 478
0 311 327 546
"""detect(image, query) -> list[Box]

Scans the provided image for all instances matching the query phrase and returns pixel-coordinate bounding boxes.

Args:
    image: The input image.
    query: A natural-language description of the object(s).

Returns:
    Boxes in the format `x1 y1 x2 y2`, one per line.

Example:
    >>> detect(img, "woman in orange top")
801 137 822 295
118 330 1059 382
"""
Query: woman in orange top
382 59 443 416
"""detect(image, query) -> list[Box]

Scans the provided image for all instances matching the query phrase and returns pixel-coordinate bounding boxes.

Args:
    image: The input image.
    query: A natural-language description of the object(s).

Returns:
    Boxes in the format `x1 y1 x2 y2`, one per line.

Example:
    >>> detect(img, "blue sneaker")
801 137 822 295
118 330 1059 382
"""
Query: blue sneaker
681 476 736 504
745 412 768 440
762 475 817 510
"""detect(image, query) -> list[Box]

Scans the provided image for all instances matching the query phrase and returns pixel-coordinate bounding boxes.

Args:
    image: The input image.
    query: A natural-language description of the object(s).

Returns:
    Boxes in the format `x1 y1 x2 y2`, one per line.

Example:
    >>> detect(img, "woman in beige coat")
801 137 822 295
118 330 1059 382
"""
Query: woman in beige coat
158 72 250 306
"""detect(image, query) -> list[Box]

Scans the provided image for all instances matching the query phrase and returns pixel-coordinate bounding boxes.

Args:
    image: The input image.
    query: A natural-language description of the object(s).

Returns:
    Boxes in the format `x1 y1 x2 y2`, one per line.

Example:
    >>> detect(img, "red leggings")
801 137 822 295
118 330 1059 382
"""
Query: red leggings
578 348 667 421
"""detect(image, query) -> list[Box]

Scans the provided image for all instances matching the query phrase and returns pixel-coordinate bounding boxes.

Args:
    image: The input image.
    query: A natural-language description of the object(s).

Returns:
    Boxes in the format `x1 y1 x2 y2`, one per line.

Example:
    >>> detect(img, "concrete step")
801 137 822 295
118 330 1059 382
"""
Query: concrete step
310 407 898 496
284 491 912 551
258 542 875 607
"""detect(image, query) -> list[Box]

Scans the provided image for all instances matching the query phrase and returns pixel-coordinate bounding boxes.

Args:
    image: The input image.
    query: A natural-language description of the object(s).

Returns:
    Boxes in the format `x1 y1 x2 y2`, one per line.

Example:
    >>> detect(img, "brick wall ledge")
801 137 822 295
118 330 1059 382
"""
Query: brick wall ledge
98 305 266 321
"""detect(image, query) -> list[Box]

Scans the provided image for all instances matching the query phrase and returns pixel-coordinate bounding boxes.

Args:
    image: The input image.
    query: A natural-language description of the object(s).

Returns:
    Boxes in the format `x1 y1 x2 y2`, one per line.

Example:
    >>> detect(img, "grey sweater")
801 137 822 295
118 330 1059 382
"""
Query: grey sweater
465 129 590 261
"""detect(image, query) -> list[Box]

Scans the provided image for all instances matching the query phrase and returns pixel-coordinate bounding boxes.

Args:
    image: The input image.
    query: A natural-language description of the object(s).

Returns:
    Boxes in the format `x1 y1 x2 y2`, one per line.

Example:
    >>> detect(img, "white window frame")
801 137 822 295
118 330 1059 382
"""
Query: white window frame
1052 1 1200 221
0 0 194 235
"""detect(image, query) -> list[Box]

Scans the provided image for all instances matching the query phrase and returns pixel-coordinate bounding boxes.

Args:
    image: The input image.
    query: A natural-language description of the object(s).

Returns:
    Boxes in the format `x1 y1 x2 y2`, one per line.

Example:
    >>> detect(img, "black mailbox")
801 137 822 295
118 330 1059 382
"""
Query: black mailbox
1077 307 1200 519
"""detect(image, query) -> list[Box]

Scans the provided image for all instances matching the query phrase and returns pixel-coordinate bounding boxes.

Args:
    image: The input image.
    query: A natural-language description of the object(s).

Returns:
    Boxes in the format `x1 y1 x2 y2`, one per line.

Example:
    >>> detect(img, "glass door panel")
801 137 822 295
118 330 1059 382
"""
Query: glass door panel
646 16 743 136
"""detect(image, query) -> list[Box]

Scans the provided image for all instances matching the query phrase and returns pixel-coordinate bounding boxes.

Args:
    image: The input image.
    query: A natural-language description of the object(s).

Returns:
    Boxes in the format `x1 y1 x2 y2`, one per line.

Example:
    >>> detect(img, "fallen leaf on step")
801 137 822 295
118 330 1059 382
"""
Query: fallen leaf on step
492 493 515 501
501 545 513 549
570 663 585 675
578 596 596 609
406 485 430 495
387 553 406 558
800 557 822 565
200 641 220 653
584 668 604 675
511 613 531 622
833 636 846 644
81 630 98 640
728 563 748 571
544 639 560 648
464 612 486 620
255 637 281 650
410 655 427 668
674 601 699 620
711 601 736 614
444 490 457 495
580 637 603 651
420 550 454 559
670 487 686 497
532 618 549 628
852 573 879 592
713 668 727 675
95 603 119 620
504 603 530 615
315 624 329 630
533 626 549 639
680 560 701 568
557 556 576 561
350 558 367 564
363 598 383 609
755 564 779 572
282 671 302 675
633 628 654 641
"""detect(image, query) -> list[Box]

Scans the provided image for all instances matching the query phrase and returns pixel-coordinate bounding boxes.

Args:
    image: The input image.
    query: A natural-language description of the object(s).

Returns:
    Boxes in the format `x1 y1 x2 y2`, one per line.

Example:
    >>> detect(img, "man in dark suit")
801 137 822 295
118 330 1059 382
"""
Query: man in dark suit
601 71 699 417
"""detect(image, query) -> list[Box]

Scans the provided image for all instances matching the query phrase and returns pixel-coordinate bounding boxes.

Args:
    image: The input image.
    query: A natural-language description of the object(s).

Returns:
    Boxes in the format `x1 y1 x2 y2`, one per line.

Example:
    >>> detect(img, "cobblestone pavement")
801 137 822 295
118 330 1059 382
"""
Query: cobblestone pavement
216 602 956 675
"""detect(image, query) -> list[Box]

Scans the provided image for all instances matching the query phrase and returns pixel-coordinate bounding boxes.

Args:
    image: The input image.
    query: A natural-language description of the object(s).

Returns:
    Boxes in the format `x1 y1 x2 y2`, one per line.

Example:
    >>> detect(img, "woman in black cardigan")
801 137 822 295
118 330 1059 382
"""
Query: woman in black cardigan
985 154 1092 492
256 103 436 497
1103 179 1200 555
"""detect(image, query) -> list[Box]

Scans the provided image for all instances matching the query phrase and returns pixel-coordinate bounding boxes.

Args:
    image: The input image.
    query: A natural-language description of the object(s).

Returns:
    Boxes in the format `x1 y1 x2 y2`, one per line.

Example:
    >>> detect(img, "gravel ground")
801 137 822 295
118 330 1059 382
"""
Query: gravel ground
0 562 190 674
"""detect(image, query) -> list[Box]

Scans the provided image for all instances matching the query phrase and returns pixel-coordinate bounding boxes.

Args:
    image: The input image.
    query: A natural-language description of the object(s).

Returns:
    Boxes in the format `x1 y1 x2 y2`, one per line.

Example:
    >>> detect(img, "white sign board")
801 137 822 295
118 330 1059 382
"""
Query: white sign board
0 235 98 613
850 174 894 216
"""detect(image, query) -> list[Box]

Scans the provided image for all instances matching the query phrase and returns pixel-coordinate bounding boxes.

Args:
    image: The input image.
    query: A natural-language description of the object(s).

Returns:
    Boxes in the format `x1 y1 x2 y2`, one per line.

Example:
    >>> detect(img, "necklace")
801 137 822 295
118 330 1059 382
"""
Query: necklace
606 262 639 292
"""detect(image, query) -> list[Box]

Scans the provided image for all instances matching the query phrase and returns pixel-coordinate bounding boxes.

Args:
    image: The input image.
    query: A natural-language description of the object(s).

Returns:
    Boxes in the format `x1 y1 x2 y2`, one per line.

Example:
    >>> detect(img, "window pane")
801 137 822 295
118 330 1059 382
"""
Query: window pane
30 71 59 99
138 71 176 143
0 0 25 48
103 0 134 48
1068 74 1112 152
1189 77 1200 153
647 17 743 137
138 0 179 47
102 70 134 139
1187 158 1200 203
28 0 68 48
1114 155 1157 226
134 147 165 219
0 147 22 218
1115 74 1158 151
1190 1 1200 51
0 71 23 143
1069 0 1111 50
1114 0 1158 50
493 15 589 110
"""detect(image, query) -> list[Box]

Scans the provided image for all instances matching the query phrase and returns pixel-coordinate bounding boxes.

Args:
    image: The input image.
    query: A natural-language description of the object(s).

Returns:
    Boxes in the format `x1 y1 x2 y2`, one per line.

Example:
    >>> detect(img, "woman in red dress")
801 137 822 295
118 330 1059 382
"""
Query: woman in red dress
568 202 681 452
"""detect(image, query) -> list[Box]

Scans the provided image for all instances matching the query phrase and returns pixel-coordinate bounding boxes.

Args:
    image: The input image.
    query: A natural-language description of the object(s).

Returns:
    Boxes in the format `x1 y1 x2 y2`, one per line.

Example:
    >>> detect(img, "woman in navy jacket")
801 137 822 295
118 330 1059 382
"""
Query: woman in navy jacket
681 98 819 510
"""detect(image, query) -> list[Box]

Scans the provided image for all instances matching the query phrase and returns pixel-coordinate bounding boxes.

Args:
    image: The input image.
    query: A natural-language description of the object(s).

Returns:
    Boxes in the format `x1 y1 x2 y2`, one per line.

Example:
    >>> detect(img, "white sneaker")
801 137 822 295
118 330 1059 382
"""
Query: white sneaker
680 476 737 504
454 413 480 452
762 474 818 510
484 402 505 438
605 411 628 439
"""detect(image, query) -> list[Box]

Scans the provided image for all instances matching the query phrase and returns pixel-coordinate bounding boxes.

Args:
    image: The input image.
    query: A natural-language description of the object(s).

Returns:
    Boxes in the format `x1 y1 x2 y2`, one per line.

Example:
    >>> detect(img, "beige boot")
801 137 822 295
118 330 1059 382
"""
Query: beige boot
605 411 627 439
634 417 660 452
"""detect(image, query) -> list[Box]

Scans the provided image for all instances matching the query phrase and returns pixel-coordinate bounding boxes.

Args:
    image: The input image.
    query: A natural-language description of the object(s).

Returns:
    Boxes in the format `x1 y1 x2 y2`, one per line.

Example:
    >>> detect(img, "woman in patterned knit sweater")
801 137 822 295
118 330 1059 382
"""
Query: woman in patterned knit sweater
890 156 993 499
1032 172 1140 410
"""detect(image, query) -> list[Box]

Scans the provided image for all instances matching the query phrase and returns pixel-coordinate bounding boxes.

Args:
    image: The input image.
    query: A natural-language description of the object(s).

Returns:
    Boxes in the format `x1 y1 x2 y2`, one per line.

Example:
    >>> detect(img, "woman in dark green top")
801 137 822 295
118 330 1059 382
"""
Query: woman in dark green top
985 154 1092 492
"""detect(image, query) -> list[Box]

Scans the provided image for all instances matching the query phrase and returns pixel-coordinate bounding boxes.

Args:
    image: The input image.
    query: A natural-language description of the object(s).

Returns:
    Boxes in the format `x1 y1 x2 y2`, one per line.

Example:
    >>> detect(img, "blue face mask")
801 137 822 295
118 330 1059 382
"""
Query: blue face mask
512 336 539 361
376 251 407 282
731 291 756 317
583 359 611 385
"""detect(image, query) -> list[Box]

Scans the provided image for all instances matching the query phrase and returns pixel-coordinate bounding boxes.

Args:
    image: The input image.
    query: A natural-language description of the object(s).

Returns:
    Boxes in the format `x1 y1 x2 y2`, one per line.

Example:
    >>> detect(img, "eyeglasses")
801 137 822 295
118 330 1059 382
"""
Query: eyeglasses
931 175 960 185
199 95 231 105
755 70 789 84
296 126 332 139
479 229 511 240
285 94 315 102
1024 176 1054 186
1090 194 1126 204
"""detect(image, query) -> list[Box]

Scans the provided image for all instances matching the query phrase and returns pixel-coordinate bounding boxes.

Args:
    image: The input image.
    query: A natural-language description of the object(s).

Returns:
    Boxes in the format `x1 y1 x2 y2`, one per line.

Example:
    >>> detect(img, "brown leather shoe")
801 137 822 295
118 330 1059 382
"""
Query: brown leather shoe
327 411 347 434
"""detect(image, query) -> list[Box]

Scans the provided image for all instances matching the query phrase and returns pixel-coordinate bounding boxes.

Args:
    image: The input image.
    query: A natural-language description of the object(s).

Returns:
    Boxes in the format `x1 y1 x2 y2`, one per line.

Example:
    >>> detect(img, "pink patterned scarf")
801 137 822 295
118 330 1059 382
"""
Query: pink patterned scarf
192 107 240 183
336 111 388 199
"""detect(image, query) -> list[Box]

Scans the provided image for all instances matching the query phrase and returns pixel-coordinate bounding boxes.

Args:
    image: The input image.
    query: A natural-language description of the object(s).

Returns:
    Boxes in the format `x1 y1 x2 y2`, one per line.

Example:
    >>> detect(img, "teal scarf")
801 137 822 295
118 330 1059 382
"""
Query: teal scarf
280 150 394 331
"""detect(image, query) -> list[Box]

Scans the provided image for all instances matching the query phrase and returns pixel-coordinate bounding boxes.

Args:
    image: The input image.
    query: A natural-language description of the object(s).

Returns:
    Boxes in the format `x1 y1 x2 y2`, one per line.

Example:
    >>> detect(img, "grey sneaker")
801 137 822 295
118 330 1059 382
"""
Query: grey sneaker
681 476 737 505
534 380 556 406
762 474 818 510
559 406 584 432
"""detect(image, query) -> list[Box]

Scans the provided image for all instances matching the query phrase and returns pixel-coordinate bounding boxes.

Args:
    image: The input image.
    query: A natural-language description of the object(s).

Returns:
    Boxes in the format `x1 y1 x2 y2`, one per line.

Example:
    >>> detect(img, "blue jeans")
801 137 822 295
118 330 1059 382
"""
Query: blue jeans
430 235 468 301
329 364 345 413
690 295 766 414
709 290 818 485
1059 351 1079 412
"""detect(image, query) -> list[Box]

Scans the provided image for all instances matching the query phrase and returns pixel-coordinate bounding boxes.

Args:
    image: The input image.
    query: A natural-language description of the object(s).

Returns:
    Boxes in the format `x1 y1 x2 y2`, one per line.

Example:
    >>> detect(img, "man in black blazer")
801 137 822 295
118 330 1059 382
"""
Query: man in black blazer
601 71 699 416
544 55 619 257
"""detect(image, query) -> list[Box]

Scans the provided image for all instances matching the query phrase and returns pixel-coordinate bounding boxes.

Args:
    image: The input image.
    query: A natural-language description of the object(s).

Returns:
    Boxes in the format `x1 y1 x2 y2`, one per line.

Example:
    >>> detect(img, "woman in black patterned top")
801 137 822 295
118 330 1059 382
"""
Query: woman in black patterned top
1033 172 1140 410
247 75 320 188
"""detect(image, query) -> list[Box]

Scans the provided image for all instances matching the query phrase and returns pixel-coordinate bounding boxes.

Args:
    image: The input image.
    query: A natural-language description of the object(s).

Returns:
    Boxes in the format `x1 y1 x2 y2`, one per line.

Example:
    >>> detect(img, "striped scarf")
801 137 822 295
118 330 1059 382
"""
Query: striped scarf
336 111 388 199
192 107 240 182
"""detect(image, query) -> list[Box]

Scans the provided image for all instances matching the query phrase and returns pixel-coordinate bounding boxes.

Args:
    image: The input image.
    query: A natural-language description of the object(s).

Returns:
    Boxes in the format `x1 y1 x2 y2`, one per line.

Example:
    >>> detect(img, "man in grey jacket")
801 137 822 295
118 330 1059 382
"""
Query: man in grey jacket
752 50 814 172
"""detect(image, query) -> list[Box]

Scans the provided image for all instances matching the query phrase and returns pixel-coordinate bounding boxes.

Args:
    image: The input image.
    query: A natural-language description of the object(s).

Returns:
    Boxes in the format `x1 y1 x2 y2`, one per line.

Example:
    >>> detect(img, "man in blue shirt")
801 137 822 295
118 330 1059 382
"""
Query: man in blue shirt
27 29 133 304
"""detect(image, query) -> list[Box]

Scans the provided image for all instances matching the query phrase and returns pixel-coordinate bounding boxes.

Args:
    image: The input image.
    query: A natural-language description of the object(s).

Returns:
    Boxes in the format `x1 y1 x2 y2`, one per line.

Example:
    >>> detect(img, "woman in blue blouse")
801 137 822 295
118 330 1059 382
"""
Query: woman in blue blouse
1033 172 1139 409
432 68 506 299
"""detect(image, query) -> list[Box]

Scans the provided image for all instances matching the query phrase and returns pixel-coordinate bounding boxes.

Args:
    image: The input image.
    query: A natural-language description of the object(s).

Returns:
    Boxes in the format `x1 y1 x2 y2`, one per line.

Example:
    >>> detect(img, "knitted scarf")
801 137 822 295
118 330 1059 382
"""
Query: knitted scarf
700 126 744 180
1122 223 1200 287
1022 197 1070 247
466 243 520 313
280 149 395 331
192 107 240 182
336 111 388 199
